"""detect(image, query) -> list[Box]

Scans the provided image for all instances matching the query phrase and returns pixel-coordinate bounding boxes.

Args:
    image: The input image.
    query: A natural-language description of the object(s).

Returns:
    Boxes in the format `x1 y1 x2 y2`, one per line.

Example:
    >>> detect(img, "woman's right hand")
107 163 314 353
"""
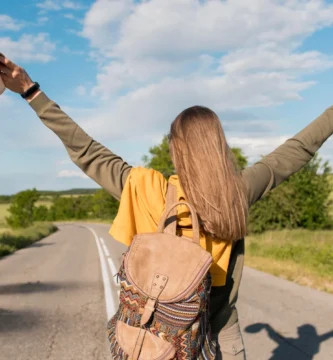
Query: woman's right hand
0 53 35 96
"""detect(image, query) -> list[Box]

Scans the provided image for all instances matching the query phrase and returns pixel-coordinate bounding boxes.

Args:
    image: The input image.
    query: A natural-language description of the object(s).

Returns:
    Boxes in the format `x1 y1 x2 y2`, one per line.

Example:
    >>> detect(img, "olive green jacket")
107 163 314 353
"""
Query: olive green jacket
29 92 333 333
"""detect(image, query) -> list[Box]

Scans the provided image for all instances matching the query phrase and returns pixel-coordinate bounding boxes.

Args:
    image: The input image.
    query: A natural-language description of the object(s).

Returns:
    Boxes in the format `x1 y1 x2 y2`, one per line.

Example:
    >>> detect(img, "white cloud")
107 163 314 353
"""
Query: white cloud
67 0 333 168
37 0 84 12
37 0 61 11
229 135 333 167
0 14 23 31
229 135 290 163
37 16 49 25
56 159 72 165
63 1 84 10
219 46 333 75
75 85 87 96
91 58 178 95
79 0 333 105
64 13 75 20
58 73 312 148
90 72 314 126
83 0 333 57
0 33 56 63
81 0 132 49
57 169 89 178
61 45 84 55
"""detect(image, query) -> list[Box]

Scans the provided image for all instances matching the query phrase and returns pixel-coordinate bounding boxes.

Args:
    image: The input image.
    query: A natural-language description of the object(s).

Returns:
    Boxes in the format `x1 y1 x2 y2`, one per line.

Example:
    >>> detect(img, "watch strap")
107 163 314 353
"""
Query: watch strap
21 82 40 99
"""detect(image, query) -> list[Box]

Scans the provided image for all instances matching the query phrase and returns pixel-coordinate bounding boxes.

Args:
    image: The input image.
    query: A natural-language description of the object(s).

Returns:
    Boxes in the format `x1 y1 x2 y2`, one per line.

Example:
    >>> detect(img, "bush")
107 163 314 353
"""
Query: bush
33 205 49 221
249 155 333 233
0 244 15 257
48 195 94 221
92 189 119 220
0 222 58 257
6 189 40 229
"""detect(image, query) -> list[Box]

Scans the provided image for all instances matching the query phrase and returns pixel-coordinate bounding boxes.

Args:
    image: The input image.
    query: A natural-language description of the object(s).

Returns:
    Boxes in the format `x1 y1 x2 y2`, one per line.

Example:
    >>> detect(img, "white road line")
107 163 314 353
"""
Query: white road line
100 237 110 257
107 257 120 286
99 236 120 288
86 227 115 320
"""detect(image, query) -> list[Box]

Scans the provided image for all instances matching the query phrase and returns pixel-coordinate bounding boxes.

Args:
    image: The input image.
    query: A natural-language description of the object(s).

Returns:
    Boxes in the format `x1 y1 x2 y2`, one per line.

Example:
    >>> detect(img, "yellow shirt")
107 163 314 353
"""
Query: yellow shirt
109 167 232 286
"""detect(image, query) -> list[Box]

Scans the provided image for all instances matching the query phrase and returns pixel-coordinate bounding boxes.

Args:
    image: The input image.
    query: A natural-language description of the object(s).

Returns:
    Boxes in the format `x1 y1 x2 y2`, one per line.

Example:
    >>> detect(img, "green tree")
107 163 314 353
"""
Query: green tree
231 148 248 170
77 196 95 219
33 205 49 221
249 154 333 233
142 135 175 178
48 197 76 220
6 188 40 228
48 195 93 221
92 189 119 220
142 135 248 176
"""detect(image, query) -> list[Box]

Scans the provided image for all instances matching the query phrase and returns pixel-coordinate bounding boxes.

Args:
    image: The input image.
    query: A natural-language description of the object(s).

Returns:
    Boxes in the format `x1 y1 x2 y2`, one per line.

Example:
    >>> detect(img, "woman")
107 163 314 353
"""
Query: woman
1 54 333 359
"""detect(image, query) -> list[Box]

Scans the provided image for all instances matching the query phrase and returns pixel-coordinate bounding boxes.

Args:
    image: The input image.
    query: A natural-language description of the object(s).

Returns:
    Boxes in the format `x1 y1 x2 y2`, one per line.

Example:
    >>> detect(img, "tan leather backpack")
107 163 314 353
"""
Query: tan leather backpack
107 183 216 360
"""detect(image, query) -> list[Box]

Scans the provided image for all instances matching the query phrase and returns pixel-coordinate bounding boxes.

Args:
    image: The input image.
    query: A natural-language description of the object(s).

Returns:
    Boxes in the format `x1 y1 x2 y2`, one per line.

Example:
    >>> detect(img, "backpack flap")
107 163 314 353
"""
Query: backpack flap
125 232 212 303
125 201 212 308
116 320 176 360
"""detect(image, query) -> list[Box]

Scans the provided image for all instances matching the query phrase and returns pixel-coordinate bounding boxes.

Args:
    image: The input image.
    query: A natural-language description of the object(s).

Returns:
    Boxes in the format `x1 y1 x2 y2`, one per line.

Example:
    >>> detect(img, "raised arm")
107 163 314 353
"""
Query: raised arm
0 54 131 200
28 92 132 200
242 107 333 207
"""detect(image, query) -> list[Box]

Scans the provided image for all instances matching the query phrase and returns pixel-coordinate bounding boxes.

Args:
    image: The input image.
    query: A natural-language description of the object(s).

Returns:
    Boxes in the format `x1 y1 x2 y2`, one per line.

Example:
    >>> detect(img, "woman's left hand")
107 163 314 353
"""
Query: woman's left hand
0 53 34 94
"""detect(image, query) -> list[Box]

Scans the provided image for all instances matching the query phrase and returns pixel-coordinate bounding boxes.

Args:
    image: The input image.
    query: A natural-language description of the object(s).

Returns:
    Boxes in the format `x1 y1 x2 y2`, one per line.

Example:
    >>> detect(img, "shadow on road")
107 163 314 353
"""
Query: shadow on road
0 308 41 332
0 281 80 295
28 242 53 248
245 323 333 359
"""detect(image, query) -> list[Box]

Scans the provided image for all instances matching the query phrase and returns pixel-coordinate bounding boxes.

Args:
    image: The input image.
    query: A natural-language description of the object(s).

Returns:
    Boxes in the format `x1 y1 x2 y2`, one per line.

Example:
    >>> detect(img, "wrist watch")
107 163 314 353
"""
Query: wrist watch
21 82 40 99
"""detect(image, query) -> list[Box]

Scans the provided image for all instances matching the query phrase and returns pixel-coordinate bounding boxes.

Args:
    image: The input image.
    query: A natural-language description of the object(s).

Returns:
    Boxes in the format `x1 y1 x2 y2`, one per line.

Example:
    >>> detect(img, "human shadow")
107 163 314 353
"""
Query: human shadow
28 242 53 248
245 323 333 359
0 308 41 333
0 281 79 295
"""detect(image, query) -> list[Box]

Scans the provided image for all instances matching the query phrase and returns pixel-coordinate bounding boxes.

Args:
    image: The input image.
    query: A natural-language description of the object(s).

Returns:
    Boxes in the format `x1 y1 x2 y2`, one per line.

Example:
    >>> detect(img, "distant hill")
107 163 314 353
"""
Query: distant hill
37 188 100 196
0 188 101 203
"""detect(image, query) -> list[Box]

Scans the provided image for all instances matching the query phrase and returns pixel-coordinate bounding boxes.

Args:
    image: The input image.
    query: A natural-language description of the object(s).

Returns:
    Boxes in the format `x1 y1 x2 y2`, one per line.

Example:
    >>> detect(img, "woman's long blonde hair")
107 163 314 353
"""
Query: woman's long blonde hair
169 106 249 241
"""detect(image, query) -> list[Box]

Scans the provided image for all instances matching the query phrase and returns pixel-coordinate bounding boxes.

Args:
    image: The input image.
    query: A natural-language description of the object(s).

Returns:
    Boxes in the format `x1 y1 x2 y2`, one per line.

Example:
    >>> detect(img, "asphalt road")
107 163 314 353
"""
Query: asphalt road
0 223 332 360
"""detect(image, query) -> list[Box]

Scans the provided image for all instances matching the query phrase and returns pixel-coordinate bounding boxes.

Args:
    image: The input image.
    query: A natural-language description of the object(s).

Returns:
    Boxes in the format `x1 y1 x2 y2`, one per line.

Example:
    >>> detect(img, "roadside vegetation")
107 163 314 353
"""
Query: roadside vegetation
0 222 57 257
245 230 333 293
0 187 119 257
1 137 333 294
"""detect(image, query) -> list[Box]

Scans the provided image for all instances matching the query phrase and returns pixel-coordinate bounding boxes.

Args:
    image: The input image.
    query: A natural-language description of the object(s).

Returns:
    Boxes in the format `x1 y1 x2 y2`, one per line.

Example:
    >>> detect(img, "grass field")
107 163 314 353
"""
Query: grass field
36 200 53 208
245 229 333 293
0 203 9 230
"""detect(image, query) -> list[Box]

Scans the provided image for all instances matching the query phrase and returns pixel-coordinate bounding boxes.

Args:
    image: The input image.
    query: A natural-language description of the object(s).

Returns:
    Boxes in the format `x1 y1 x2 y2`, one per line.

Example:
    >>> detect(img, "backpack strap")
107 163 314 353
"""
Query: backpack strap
161 183 201 244
163 183 177 236
159 201 200 245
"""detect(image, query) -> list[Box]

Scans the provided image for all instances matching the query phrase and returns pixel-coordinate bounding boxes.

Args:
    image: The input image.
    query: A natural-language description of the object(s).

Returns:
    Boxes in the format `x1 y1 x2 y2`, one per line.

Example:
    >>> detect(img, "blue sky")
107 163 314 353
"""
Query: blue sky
1 0 333 195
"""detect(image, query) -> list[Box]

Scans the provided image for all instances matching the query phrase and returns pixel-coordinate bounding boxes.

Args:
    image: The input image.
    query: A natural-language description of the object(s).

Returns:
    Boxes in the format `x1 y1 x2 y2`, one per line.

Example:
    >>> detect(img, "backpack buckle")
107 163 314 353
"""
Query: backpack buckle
140 298 157 326
140 273 169 326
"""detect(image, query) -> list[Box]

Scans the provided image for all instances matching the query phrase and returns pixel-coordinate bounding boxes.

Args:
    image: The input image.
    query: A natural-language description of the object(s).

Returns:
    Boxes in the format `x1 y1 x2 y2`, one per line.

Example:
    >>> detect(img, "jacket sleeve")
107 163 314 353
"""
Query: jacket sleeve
242 106 333 207
29 92 132 201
